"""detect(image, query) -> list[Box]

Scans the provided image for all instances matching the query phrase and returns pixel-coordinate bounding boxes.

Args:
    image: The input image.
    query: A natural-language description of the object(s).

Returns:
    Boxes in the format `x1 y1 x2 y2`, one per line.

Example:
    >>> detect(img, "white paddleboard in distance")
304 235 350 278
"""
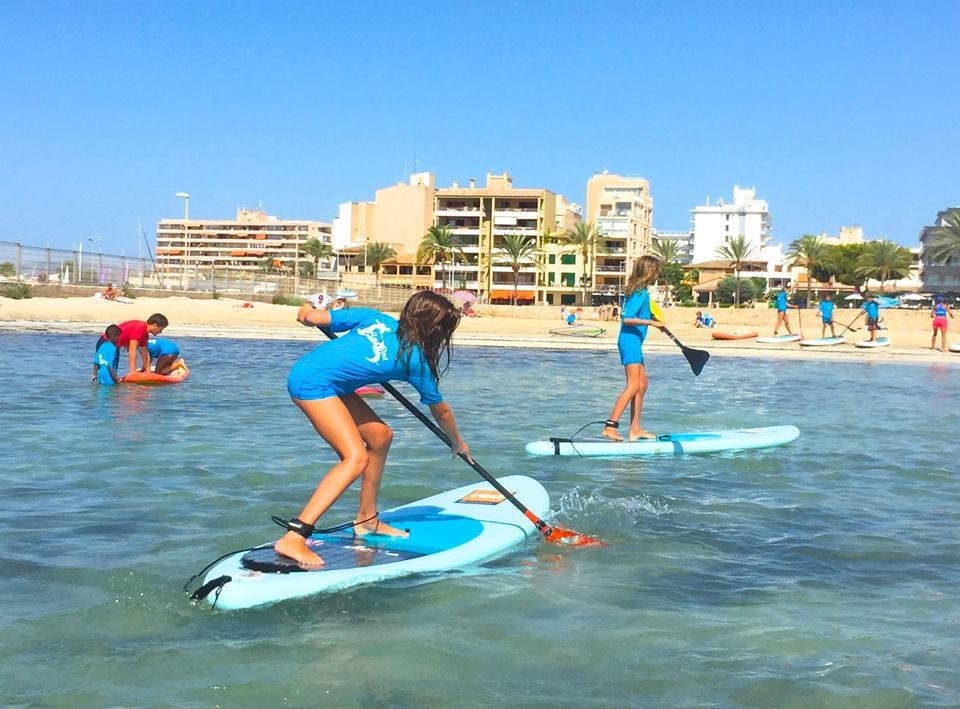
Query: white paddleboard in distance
525 425 799 458
949 343 960 353
196 475 548 610
855 337 891 349
799 336 846 347
756 334 801 343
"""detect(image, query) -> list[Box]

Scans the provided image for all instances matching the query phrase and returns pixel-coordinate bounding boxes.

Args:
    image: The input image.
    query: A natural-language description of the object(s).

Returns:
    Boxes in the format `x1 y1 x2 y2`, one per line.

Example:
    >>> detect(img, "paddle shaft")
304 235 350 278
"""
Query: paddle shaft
835 310 864 335
318 327 554 536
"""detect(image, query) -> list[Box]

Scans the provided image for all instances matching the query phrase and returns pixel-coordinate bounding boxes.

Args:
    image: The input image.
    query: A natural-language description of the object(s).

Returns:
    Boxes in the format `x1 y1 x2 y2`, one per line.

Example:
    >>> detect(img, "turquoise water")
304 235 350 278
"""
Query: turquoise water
2 332 959 707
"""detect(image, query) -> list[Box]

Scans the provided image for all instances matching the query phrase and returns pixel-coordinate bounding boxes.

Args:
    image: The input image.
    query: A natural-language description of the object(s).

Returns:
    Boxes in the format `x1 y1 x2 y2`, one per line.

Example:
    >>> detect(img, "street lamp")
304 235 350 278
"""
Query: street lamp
176 192 190 289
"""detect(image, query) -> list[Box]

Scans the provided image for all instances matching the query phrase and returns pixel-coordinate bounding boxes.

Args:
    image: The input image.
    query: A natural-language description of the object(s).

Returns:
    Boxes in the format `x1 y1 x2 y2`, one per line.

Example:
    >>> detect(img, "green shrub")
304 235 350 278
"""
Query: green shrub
0 282 31 299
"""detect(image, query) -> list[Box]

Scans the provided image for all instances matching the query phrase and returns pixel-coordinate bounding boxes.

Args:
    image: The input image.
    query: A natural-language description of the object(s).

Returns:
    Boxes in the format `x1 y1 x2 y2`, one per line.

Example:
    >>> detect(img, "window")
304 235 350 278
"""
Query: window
548 254 556 265
561 273 575 287
561 254 576 265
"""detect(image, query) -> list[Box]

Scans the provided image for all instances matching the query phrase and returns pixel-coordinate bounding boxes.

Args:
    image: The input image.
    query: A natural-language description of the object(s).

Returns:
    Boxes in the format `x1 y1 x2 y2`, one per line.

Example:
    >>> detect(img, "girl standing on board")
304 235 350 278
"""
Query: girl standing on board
930 295 954 352
276 291 471 568
602 255 666 442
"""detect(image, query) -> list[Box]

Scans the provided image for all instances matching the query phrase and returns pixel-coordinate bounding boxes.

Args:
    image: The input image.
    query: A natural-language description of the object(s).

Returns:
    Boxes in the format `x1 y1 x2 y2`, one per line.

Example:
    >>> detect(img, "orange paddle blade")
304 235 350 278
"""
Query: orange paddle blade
542 525 608 547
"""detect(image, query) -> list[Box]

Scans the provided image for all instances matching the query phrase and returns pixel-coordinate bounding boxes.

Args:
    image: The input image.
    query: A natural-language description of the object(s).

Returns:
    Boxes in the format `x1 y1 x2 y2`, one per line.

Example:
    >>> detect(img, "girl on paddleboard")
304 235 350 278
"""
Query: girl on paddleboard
602 255 666 442
277 291 471 568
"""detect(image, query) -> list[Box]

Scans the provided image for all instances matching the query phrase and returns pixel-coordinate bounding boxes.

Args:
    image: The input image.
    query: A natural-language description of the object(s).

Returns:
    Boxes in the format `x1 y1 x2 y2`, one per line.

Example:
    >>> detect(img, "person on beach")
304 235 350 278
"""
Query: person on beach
861 292 881 341
92 314 169 377
102 283 118 301
818 294 837 338
930 295 954 352
275 290 471 568
147 337 184 375
602 255 666 443
772 285 795 336
91 324 122 385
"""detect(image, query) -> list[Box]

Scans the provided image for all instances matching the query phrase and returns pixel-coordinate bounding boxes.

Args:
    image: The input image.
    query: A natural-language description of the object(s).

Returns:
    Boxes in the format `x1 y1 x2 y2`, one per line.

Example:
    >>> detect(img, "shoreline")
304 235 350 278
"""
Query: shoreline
2 295 959 364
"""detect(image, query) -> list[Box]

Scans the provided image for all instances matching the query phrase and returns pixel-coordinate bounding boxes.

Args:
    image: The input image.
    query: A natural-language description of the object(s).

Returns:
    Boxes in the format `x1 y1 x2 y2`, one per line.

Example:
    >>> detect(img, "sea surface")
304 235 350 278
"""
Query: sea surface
2 332 959 708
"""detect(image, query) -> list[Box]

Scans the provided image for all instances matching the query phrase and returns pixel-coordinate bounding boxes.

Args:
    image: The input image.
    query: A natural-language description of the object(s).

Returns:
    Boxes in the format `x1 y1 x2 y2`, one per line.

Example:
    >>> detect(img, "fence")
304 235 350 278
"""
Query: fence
0 240 425 309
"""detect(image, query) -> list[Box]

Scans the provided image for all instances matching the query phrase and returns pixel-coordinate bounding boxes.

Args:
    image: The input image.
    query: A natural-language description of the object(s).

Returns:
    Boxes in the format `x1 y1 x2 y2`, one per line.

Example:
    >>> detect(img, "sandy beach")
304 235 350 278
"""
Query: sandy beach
1 294 958 362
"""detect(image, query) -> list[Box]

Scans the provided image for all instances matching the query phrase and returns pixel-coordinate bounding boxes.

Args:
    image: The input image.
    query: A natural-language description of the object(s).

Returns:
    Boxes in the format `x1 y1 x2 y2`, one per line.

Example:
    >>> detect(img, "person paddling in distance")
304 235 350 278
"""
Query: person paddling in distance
818 293 837 338
275 290 472 568
930 295 954 352
602 255 666 442
861 291 881 341
772 284 796 336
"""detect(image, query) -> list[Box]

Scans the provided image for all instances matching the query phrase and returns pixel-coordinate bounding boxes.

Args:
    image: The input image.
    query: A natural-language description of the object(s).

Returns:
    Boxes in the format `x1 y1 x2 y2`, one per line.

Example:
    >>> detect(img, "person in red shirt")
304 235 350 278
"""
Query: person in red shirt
92 313 169 377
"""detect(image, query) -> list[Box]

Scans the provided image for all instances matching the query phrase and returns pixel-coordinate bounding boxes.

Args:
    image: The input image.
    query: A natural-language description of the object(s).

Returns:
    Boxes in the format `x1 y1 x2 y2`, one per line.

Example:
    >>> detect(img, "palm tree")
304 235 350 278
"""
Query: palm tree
855 240 913 293
564 222 605 305
493 234 538 306
714 234 757 307
300 238 333 280
364 241 396 286
418 225 462 291
787 234 829 308
925 210 960 265
652 237 681 264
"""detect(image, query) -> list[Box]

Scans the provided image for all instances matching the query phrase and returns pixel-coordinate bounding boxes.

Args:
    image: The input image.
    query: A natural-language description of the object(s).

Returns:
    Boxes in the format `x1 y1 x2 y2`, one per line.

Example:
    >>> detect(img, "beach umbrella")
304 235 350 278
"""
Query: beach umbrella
452 290 478 303
844 293 863 301
900 293 924 302
336 288 358 299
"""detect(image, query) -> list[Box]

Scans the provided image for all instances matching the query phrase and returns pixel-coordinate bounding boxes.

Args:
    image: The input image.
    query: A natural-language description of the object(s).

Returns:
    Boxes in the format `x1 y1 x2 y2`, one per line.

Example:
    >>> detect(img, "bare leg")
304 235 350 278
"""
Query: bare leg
626 364 654 440
154 354 178 375
274 396 386 568
604 363 652 441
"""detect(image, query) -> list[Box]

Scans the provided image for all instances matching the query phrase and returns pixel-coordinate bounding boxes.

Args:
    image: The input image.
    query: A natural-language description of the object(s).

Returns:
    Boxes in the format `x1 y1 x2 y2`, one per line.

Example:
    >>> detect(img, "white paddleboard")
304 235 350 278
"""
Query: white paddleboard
756 334 801 343
855 337 891 349
799 336 846 347
194 475 549 610
949 343 960 353
525 425 799 458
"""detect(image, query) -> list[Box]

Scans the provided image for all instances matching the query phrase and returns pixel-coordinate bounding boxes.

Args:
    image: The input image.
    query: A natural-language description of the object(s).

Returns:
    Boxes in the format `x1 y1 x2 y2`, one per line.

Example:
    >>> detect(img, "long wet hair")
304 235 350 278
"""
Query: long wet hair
395 290 462 384
625 255 661 295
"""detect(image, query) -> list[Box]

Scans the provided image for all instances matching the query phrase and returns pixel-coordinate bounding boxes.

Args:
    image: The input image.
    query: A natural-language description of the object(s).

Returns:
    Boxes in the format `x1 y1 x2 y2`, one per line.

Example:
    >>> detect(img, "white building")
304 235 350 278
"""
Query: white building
652 228 693 264
691 186 772 265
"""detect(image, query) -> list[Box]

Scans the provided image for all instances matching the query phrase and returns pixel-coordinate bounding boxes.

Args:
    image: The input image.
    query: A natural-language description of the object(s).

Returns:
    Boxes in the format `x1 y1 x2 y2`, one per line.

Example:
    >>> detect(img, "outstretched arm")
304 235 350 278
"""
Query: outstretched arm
297 302 332 328
428 401 472 461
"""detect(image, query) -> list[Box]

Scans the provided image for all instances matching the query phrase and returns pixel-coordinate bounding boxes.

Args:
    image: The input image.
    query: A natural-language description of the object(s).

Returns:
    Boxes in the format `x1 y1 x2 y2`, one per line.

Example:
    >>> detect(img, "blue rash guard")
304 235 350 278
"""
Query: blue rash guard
287 308 443 405
147 338 179 358
819 300 835 323
776 291 788 312
93 341 119 385
617 288 651 366
863 300 880 321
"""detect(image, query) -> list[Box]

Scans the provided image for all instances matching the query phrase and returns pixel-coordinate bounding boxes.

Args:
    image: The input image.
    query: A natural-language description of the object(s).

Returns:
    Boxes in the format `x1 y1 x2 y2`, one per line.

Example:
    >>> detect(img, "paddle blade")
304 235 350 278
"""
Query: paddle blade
682 346 710 376
542 525 608 547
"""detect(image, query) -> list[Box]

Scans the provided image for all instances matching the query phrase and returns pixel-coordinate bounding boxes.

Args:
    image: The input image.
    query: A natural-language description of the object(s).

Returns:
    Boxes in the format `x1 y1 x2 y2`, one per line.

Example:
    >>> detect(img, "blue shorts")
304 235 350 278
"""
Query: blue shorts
617 334 645 366
150 340 179 357
821 317 833 325
287 360 343 401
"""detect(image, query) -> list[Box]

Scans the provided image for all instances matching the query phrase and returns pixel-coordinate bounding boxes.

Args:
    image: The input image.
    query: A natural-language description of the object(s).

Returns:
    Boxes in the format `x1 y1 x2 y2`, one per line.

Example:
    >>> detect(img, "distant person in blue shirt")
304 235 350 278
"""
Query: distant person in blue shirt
930 295 954 352
772 285 796 336
147 337 182 375
566 311 577 326
92 324 122 386
861 292 881 341
602 255 666 443
818 294 837 338
693 310 715 328
275 291 471 569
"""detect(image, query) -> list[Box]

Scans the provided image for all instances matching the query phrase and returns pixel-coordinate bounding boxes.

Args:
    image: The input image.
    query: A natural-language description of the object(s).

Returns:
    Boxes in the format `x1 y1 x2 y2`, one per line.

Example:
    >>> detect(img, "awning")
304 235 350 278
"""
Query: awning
489 289 534 301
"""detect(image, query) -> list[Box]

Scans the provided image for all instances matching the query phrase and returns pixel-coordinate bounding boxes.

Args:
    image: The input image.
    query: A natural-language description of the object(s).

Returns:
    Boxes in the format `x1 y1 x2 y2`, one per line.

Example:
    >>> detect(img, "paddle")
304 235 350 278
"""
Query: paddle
835 310 864 335
650 301 709 376
317 326 605 547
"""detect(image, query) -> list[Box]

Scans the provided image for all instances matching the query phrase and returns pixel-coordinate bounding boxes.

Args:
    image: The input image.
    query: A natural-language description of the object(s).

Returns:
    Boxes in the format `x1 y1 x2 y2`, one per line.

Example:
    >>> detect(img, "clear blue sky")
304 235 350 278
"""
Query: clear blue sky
1 1 956 255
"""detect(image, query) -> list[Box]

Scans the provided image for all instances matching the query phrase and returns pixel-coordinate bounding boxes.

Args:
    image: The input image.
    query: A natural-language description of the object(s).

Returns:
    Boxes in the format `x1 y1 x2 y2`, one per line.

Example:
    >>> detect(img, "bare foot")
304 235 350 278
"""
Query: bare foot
274 531 325 568
354 517 409 538
602 426 623 442
628 429 656 441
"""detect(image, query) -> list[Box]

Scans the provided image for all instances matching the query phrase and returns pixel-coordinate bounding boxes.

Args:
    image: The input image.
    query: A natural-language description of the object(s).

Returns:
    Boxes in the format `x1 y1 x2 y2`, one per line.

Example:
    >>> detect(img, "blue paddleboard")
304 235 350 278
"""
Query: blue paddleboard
197 475 548 610
525 425 800 457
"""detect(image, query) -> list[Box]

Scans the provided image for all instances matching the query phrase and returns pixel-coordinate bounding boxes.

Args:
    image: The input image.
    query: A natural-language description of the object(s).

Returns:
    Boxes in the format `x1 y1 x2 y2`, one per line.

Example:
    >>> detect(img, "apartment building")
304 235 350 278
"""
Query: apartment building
652 228 693 264
919 207 960 293
585 172 654 304
156 208 332 285
690 186 771 265
434 172 560 303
